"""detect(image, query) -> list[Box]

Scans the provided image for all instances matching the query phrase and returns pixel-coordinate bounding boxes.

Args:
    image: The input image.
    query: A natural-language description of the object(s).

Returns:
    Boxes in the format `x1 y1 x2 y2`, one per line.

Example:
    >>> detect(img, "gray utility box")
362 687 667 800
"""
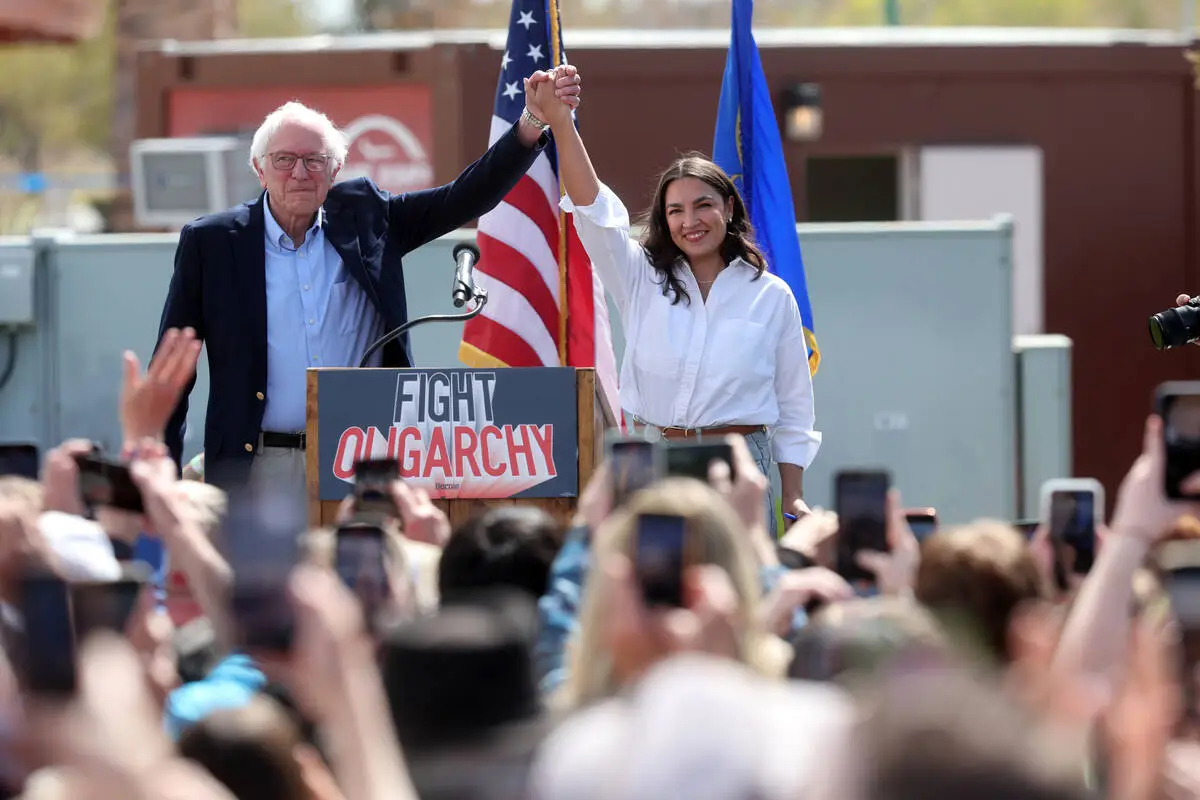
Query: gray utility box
1013 334 1073 519
0 243 35 326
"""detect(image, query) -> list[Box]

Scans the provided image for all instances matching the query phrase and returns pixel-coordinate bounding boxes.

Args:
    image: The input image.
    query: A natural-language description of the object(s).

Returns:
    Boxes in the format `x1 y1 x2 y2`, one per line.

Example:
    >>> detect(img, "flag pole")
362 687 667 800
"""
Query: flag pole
548 0 568 365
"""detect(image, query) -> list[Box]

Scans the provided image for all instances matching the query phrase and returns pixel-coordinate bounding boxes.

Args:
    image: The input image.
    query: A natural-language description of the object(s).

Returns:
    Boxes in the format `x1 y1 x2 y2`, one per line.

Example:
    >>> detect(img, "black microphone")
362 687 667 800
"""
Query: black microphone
452 242 481 308
358 243 488 367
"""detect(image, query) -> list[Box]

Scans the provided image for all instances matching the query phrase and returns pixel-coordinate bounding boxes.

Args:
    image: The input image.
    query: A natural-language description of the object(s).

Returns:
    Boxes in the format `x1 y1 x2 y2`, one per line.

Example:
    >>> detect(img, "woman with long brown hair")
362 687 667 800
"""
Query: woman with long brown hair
527 68 819 534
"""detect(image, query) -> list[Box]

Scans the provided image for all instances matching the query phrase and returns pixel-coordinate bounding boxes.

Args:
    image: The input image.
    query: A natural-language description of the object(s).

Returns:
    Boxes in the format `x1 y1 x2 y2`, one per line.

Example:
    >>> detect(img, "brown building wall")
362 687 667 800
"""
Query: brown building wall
457 39 1200 505
137 35 1200 505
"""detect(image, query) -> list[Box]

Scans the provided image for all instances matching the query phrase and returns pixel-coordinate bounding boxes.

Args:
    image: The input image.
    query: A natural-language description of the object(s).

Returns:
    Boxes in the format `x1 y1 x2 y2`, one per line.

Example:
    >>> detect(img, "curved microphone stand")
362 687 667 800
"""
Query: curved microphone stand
357 289 489 369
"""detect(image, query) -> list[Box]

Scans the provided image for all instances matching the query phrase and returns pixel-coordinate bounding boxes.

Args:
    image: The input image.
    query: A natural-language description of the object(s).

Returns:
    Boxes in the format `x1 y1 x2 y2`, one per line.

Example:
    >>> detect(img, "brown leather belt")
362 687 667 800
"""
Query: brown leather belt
657 424 766 441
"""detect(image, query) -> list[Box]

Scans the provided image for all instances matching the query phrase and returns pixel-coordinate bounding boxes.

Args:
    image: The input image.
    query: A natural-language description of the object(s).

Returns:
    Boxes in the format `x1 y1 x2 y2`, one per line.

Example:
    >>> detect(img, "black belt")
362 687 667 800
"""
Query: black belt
262 431 306 450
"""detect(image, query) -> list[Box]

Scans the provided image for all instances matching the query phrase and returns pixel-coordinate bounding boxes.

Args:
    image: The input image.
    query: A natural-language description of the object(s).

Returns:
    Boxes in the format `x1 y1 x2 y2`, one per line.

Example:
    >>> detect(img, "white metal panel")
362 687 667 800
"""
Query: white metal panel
918 145 1044 337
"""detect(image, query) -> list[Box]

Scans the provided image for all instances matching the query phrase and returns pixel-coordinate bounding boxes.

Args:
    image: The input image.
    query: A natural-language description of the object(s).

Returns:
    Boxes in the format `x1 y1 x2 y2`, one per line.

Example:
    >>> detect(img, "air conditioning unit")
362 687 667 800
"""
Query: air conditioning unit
130 137 263 228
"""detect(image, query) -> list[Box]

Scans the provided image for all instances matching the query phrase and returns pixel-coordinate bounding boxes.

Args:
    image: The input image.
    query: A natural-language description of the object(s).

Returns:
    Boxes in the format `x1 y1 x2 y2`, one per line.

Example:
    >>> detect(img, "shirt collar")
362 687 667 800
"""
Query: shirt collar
678 256 755 281
263 193 324 251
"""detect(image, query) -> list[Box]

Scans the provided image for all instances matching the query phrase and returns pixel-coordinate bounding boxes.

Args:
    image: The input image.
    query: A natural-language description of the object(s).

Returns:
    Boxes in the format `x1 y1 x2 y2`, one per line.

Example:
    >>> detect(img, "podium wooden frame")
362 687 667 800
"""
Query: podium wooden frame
305 367 617 530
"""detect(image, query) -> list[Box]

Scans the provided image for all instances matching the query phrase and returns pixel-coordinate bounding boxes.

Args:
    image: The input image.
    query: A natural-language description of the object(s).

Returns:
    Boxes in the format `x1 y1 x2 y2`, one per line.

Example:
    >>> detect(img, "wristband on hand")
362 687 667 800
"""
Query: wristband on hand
777 545 815 571
521 107 549 131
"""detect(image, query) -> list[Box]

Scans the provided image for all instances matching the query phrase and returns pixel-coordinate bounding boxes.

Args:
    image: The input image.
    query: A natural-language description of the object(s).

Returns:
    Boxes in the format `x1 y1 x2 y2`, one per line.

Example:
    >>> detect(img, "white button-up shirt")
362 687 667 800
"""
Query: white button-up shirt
562 183 821 468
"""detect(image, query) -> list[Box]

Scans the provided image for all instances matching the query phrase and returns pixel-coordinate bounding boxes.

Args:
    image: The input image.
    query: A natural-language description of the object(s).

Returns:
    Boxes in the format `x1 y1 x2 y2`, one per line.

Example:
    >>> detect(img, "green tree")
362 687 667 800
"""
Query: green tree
799 0 1191 27
238 0 315 37
0 1 117 164
0 0 312 168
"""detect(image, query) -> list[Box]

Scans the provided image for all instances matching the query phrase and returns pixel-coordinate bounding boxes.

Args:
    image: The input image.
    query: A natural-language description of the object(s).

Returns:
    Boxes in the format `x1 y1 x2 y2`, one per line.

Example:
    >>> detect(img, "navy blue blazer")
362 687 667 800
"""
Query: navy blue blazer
157 123 545 485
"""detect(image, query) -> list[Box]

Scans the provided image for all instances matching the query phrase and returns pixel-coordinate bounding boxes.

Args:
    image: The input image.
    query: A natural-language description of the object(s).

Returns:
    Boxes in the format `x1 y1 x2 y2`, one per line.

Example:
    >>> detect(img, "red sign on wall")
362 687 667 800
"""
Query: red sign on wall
167 85 435 194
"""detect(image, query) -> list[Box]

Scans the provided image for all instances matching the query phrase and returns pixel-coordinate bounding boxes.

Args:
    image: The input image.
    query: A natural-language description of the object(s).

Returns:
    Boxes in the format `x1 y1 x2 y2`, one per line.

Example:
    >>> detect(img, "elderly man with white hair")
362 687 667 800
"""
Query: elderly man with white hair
155 66 583 491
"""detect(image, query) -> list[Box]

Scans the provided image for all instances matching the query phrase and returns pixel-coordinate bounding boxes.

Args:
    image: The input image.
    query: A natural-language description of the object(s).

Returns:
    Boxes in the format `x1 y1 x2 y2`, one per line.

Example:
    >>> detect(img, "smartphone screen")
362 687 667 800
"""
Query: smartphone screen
74 455 144 513
70 566 148 642
608 438 661 507
1013 519 1039 541
222 483 306 652
835 470 890 587
904 510 937 542
1167 566 1200 621
335 524 389 623
354 458 399 518
1157 383 1200 499
634 513 687 607
18 574 77 696
1048 489 1096 575
0 444 38 479
665 442 735 483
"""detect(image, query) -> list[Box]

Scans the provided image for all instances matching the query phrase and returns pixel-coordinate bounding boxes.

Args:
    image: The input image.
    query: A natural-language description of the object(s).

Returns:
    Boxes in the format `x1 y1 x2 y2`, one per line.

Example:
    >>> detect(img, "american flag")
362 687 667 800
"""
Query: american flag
458 0 620 420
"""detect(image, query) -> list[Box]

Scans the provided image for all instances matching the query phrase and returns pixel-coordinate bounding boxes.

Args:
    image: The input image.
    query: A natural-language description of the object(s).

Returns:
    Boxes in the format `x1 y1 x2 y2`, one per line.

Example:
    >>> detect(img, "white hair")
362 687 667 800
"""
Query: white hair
248 101 350 174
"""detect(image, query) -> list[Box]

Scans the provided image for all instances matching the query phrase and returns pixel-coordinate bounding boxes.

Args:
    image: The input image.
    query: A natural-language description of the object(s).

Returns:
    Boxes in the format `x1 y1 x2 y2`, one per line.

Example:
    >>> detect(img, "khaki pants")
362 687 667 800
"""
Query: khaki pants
249 439 308 499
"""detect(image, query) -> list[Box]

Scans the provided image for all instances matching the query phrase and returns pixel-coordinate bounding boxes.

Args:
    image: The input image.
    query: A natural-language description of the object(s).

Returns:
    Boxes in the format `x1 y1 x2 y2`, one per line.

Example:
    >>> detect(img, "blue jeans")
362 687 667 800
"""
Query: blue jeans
743 429 779 539
620 413 779 538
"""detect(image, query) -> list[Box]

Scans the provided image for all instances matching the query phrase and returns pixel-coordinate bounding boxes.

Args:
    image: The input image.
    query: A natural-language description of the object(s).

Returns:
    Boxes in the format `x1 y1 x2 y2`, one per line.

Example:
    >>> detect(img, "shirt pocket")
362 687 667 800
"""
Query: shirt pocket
631 305 682 377
327 277 371 337
709 319 773 381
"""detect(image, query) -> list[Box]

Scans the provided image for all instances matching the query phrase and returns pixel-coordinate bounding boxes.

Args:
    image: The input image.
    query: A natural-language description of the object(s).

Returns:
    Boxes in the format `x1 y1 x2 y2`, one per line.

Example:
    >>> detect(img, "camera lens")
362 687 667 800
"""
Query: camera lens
1150 314 1171 349
1149 302 1200 350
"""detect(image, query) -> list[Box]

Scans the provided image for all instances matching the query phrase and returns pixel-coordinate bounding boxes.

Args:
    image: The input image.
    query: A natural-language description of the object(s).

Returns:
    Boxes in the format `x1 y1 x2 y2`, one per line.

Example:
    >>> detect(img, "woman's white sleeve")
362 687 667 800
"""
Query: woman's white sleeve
561 182 648 316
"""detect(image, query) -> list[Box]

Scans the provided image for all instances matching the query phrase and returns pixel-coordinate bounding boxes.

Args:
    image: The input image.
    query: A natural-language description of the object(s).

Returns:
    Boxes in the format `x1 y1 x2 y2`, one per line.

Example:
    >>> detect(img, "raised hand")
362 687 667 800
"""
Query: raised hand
1174 294 1200 347
1111 414 1200 542
388 480 450 548
121 327 202 446
40 438 93 516
759 567 854 637
0 496 56 594
854 488 921 596
524 64 581 127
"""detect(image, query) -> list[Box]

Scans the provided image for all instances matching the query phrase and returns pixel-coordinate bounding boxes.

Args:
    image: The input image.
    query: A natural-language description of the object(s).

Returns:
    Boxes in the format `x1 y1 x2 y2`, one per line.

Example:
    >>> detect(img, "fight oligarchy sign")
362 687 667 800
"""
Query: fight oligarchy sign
314 368 579 500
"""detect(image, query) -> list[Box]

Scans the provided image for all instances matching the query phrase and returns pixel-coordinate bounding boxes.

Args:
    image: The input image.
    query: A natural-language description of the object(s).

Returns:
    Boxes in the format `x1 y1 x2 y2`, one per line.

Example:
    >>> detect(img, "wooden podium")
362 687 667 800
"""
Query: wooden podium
305 366 616 530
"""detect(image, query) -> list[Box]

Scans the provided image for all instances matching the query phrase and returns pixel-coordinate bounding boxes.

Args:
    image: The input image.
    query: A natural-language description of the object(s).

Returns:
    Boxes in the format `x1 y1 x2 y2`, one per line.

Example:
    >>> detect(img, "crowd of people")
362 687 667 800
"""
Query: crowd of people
3 330 1200 798
0 60 1198 799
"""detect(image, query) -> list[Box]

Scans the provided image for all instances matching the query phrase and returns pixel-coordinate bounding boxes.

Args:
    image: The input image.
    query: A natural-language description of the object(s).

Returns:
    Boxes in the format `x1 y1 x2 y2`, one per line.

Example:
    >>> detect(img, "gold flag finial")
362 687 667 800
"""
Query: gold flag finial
1186 50 1200 89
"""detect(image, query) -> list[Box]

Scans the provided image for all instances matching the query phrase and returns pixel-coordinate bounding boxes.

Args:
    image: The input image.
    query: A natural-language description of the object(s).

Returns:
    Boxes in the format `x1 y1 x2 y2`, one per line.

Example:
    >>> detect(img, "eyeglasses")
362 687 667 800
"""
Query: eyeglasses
267 152 331 172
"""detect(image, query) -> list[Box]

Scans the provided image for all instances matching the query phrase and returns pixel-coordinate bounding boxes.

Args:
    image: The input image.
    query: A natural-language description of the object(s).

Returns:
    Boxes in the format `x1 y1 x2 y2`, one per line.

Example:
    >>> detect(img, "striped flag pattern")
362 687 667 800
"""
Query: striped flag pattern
458 0 620 421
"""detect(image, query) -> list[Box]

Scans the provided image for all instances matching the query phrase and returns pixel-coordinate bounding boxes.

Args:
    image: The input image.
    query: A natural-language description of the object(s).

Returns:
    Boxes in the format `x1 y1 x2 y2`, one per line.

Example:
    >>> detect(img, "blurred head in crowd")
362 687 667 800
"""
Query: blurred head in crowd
438 506 560 605
532 655 853 800
170 481 227 540
250 102 348 227
788 596 949 686
177 693 341 800
562 477 773 709
819 668 1088 800
914 520 1044 665
0 477 42 518
380 589 550 800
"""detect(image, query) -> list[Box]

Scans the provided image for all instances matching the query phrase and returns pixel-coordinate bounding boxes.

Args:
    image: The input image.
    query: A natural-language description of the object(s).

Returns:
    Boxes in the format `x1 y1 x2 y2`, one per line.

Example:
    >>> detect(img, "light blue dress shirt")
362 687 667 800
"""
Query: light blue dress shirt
260 195 384 433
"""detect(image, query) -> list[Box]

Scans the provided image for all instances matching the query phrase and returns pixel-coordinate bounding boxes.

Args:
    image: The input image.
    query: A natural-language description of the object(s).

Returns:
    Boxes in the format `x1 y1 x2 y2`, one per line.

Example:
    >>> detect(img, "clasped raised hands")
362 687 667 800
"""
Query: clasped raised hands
525 64 581 127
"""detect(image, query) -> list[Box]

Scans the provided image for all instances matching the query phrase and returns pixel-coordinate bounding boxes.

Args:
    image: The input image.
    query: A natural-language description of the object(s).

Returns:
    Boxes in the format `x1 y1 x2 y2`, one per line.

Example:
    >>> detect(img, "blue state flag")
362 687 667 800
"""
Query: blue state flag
712 0 819 376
